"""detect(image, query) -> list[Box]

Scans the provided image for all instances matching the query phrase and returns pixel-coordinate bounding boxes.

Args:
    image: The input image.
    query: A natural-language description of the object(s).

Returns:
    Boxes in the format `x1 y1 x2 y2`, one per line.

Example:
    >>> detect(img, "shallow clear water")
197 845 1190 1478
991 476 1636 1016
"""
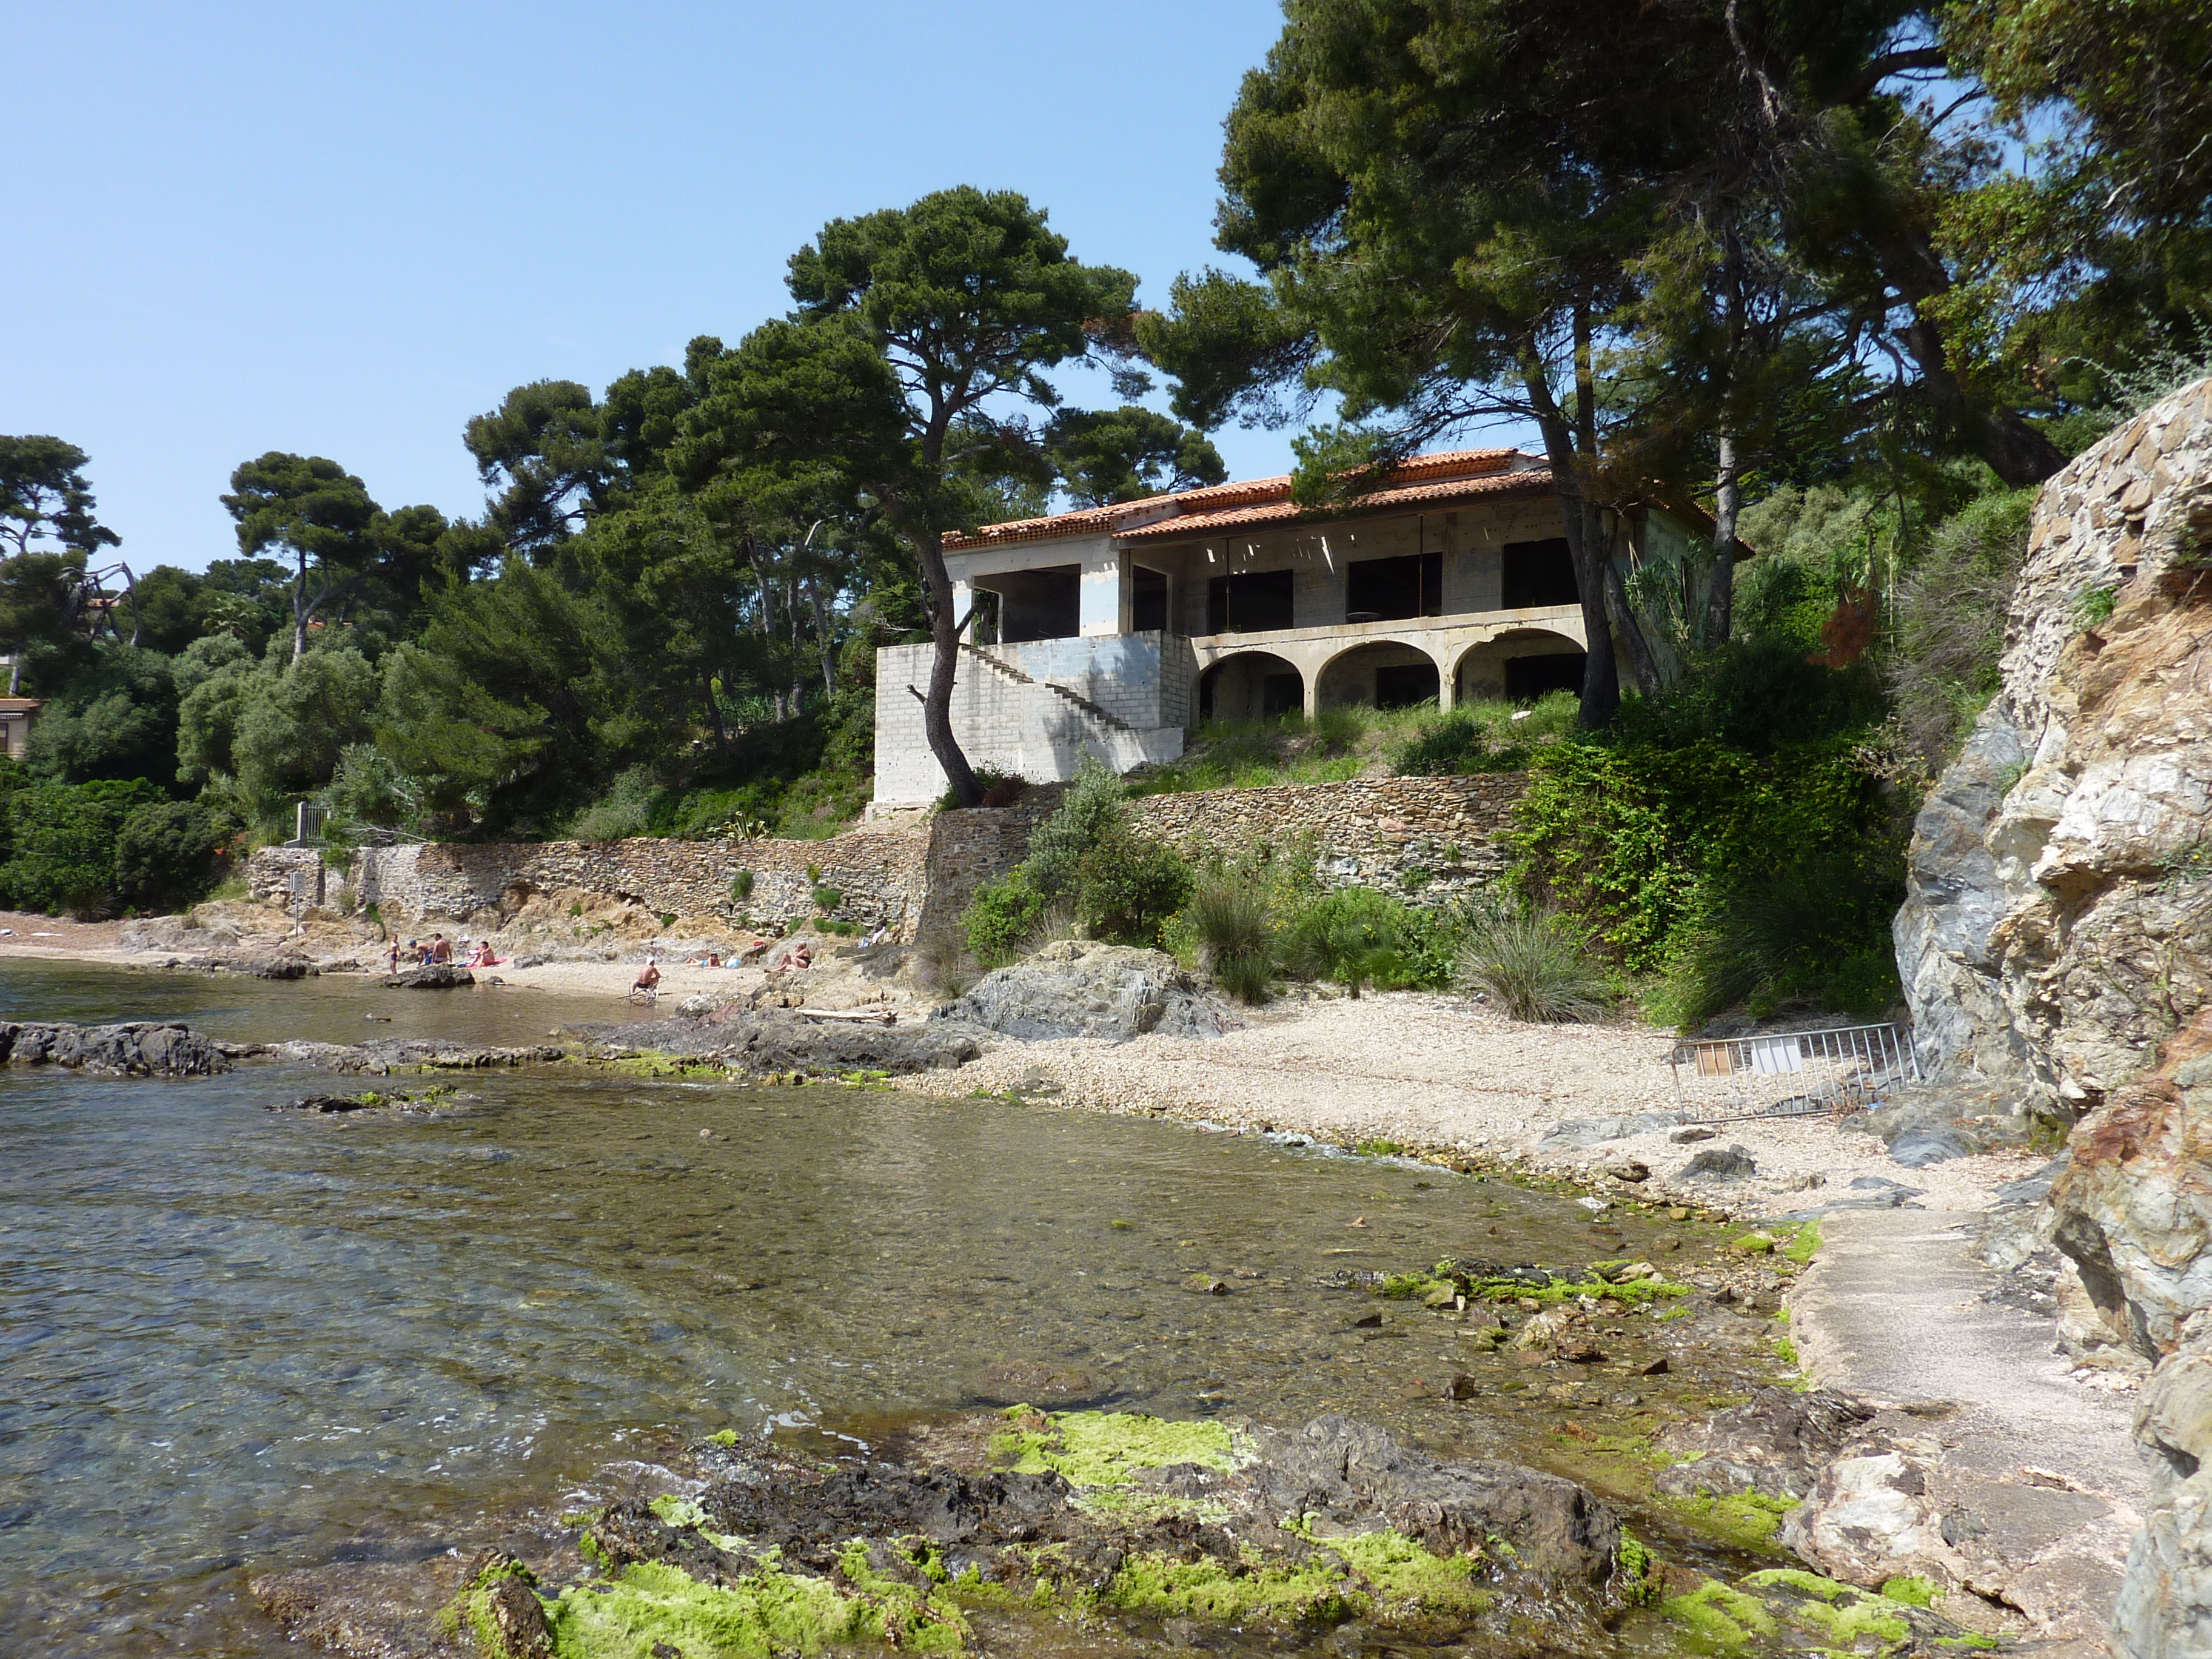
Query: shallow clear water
0 962 1687 1655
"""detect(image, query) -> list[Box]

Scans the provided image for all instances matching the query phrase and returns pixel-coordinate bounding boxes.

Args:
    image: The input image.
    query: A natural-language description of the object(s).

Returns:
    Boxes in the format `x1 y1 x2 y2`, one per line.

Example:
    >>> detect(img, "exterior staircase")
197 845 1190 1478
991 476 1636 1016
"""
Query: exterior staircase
960 642 1136 734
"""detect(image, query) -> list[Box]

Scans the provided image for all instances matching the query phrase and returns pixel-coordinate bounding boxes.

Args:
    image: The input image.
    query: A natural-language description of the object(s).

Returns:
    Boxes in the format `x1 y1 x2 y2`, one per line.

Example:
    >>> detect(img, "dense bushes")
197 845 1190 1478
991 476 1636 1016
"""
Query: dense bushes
1514 734 1906 1020
0 762 232 917
964 759 1191 964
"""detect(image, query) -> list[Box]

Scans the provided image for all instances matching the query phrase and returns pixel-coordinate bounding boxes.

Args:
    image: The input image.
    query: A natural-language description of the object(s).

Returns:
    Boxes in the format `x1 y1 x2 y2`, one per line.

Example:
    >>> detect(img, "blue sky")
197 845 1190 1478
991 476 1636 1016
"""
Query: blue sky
4 1 1312 574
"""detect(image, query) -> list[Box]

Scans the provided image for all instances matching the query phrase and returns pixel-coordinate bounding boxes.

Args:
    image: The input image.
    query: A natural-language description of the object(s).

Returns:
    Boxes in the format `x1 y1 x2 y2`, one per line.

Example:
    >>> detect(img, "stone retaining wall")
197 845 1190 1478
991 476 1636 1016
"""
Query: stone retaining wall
1128 774 1525 902
246 773 1526 943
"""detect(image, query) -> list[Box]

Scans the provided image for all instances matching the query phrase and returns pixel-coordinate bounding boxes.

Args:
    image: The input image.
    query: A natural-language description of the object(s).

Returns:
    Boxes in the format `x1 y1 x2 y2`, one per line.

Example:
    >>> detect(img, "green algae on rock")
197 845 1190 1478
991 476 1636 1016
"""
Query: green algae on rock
987 1407 1237 1490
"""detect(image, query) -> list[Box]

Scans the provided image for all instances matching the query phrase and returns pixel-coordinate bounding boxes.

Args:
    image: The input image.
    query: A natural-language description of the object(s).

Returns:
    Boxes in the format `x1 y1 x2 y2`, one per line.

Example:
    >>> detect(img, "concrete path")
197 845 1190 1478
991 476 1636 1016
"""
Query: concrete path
1793 1207 2148 1655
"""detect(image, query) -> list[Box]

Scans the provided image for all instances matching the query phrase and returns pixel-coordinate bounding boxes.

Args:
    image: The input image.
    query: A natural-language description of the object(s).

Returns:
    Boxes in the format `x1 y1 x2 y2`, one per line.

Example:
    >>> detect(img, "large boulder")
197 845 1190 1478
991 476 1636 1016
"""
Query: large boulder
937 939 1240 1042
0 1019 232 1076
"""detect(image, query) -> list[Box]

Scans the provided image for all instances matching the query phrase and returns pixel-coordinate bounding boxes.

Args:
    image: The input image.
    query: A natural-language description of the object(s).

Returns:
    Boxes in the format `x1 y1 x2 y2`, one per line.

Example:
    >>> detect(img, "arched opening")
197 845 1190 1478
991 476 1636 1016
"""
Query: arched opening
1454 629 1586 705
1198 651 1304 723
1316 640 1441 711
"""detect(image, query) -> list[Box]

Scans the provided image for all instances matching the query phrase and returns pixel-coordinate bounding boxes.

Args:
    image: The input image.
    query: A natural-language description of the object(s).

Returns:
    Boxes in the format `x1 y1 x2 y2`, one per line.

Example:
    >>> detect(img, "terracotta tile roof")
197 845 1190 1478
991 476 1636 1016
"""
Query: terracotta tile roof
942 447 1532 551
1119 464 1553 543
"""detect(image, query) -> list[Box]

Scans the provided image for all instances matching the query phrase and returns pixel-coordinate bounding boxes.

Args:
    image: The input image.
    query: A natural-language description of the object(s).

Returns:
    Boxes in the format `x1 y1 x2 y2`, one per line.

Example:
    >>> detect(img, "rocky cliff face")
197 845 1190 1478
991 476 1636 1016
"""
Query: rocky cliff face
1898 378 2212 1121
1895 378 2212 1657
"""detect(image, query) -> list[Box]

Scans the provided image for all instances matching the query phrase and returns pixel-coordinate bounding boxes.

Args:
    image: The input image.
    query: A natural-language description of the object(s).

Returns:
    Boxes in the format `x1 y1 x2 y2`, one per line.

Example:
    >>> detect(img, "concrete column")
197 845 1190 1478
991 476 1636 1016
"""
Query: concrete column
951 578 974 632
1430 643 1457 712
1079 548 1125 637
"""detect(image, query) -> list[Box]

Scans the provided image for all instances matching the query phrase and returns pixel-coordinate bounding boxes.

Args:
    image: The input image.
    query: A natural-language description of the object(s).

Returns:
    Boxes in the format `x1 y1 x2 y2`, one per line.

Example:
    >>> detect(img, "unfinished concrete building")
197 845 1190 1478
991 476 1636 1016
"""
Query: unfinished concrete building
871 447 1725 806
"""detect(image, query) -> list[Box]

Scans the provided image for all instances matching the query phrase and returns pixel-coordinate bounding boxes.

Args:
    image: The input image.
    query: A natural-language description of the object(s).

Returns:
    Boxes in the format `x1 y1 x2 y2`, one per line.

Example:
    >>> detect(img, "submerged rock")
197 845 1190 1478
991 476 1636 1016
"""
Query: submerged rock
0 1019 231 1076
937 939 1239 1042
575 1010 983 1075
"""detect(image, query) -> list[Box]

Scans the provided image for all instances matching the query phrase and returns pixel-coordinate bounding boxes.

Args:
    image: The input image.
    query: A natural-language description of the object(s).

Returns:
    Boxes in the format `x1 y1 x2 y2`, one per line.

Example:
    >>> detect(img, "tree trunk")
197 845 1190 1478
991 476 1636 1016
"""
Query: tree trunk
809 578 836 698
292 549 310 663
1703 426 1741 646
916 526 982 806
703 668 727 746
1523 330 1621 729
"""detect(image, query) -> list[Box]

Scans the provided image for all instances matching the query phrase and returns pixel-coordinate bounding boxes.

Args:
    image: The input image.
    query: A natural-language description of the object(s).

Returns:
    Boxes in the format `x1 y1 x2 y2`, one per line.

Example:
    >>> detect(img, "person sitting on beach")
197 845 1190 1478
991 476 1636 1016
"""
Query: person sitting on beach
466 940 501 968
632 959 662 996
771 940 812 974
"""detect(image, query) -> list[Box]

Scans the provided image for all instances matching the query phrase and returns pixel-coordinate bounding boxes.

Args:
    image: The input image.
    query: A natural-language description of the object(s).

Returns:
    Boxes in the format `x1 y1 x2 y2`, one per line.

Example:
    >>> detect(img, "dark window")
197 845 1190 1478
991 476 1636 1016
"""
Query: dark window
1506 652 1586 701
992 565 1081 642
1205 569 1295 633
1501 538 1578 609
1262 673 1302 719
1130 565 1168 632
1374 661 1441 709
1346 552 1443 622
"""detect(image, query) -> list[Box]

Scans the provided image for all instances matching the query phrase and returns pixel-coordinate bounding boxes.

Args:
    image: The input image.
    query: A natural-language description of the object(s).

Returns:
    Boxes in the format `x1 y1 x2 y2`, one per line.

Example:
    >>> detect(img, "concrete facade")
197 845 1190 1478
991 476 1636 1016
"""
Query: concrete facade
876 449 1728 805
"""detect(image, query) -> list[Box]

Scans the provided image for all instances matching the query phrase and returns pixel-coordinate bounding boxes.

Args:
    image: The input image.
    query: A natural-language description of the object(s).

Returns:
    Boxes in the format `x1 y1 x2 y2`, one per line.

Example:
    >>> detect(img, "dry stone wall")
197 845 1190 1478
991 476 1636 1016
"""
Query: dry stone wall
1128 774 1524 903
246 773 1526 948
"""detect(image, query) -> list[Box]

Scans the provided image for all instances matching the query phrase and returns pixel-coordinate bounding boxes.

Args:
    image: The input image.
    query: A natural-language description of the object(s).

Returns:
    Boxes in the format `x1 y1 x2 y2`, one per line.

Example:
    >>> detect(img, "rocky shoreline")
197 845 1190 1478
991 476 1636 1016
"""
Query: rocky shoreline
249 1395 2005 1659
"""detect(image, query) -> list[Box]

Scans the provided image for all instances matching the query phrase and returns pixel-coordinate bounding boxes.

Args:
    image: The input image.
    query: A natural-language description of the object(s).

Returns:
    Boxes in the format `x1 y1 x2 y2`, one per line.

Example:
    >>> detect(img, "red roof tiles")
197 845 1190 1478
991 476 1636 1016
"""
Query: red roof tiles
942 447 1533 551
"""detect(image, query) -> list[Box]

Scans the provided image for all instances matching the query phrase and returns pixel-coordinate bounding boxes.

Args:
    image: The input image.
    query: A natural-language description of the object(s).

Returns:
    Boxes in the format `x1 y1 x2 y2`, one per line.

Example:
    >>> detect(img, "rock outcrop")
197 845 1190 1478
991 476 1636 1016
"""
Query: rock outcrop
253 1408 1633 1659
574 1010 985 1075
1892 379 2212 1656
937 939 1240 1042
0 1019 232 1076
1897 378 2212 1121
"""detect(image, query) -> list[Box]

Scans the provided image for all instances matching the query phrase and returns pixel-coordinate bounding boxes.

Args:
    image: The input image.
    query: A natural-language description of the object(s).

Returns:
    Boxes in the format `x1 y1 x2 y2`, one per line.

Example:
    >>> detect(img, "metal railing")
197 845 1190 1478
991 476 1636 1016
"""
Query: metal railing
1668 1022 1919 1123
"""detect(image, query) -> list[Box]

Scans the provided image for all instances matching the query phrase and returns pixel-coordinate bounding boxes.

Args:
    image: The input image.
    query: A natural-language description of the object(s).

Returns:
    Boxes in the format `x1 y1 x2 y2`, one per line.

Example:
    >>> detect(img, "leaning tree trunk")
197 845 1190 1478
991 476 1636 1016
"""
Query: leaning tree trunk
914 526 983 807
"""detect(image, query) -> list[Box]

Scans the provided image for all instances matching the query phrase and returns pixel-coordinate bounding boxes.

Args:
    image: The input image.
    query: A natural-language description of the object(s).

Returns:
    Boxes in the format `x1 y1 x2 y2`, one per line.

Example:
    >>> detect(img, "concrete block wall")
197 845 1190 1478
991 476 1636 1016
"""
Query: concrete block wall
873 634 1190 805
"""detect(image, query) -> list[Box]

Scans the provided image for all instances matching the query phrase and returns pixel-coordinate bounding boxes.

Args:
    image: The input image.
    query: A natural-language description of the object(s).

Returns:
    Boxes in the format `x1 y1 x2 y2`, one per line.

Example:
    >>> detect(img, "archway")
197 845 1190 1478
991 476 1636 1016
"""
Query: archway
1453 629 1586 706
1198 651 1304 724
1316 640 1443 711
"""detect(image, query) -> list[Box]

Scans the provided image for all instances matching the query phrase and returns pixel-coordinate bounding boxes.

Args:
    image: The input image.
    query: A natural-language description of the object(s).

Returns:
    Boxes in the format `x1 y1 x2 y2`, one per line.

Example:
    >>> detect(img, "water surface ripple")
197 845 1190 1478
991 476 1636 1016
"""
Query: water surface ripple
0 962 1669 1655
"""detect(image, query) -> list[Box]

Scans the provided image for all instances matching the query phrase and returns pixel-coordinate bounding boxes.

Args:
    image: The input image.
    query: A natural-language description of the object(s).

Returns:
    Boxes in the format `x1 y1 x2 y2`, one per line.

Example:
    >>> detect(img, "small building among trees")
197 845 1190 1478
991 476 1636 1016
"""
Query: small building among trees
871 447 1732 805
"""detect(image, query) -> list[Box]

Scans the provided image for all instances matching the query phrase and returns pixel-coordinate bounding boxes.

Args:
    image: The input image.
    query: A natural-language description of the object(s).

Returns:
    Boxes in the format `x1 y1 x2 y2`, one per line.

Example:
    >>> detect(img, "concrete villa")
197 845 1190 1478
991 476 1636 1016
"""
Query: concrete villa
871 447 1732 805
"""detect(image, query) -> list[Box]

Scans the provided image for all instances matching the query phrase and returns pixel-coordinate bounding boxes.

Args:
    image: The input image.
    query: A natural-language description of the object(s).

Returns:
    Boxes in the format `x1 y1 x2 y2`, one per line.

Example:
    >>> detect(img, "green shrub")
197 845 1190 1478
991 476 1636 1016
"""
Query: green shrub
113 800 237 914
1279 888 1433 998
1655 853 1904 1024
1074 822 1190 947
963 756 1191 955
571 768 659 841
1887 489 2036 768
812 886 843 914
729 870 755 902
1515 736 1903 976
965 869 1047 967
1616 639 1886 752
1022 757 1126 897
2 777 168 916
1187 875 1275 1002
1455 907 1612 1023
1395 710 1526 776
